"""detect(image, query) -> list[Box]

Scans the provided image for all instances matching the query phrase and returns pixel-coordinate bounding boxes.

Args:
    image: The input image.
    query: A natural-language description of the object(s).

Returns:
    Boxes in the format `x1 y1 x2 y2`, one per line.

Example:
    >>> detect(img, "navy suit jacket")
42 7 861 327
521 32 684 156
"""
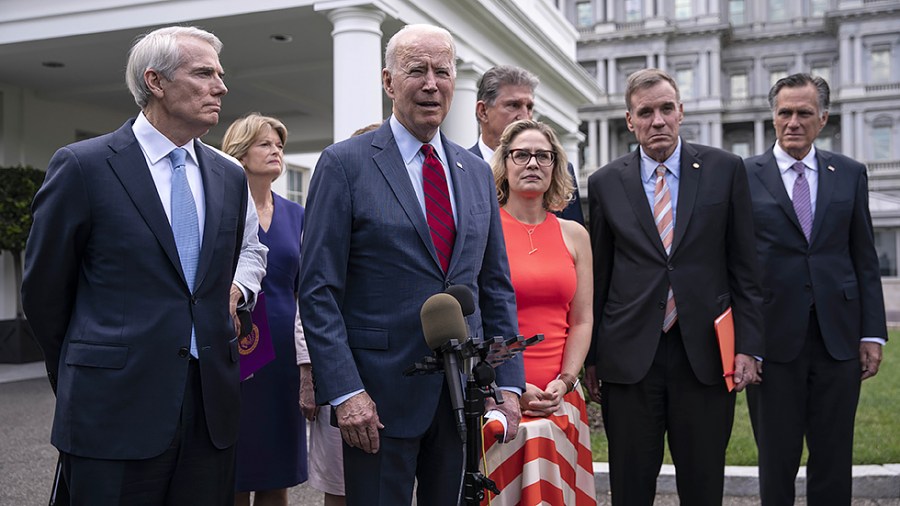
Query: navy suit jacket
745 148 887 362
588 142 765 385
22 119 249 459
299 121 524 439
468 143 585 225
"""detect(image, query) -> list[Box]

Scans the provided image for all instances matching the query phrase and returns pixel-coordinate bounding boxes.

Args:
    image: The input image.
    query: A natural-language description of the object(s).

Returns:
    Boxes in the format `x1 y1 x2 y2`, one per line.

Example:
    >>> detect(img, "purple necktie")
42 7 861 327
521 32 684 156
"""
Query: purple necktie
791 161 812 242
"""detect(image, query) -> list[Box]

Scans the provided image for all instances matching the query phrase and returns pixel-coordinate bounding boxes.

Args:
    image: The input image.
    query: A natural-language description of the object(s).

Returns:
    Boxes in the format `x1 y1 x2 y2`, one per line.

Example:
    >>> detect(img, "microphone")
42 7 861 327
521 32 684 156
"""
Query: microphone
445 284 475 316
420 293 468 442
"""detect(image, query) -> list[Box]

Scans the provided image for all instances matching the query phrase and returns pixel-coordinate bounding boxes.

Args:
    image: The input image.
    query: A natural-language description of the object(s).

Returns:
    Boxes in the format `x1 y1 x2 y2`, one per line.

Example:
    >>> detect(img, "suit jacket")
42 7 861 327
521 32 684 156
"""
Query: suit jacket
745 148 887 362
22 119 258 459
300 121 524 438
469 143 585 225
588 141 765 385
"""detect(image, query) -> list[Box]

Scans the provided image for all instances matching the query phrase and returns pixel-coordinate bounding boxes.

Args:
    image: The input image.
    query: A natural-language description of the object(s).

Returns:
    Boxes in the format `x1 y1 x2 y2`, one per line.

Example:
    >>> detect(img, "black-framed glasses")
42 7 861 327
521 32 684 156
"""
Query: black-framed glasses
507 149 556 167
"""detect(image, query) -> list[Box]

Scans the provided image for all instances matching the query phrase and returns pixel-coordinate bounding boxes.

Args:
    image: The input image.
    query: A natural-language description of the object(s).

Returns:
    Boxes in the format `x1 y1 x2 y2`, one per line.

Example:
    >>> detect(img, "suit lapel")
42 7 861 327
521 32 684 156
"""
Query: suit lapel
671 143 700 255
193 141 224 291
371 124 441 271
443 137 469 276
620 151 667 257
106 123 185 284
752 150 805 237
811 150 836 244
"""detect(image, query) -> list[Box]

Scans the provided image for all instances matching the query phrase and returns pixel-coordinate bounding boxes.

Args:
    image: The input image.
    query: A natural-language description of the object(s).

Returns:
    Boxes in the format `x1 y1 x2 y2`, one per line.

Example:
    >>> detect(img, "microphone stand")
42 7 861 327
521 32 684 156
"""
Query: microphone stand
405 333 544 506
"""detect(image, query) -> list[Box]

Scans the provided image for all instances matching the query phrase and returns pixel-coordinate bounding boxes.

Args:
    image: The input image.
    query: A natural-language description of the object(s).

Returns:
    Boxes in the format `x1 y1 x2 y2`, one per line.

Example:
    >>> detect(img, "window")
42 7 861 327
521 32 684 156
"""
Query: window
730 73 749 99
875 229 898 277
625 0 642 21
870 47 891 83
576 1 593 27
770 69 788 87
676 68 695 100
731 142 750 158
810 0 827 17
286 166 308 205
872 124 892 160
769 0 788 21
675 0 692 19
810 64 831 84
729 0 746 24
816 136 832 151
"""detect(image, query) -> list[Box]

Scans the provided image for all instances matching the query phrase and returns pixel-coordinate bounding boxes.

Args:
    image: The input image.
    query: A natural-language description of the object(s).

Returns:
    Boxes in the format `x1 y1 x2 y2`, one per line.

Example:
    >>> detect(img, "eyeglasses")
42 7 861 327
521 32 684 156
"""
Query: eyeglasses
507 149 556 167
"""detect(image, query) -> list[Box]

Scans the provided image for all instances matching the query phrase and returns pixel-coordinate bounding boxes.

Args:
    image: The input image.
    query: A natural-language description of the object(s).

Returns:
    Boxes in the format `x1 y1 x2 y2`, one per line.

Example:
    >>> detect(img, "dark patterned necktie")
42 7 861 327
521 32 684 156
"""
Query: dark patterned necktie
421 144 455 273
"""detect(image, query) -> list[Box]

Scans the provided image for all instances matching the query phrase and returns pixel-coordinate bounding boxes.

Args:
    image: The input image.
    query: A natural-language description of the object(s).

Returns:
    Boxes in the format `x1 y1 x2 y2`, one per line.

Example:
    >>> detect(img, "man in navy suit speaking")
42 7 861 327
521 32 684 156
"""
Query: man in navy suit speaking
299 24 525 506
22 26 267 505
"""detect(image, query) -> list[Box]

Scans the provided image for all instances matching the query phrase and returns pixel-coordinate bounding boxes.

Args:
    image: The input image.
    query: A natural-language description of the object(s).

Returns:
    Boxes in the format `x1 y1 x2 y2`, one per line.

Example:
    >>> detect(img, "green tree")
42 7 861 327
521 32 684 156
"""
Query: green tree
0 166 45 318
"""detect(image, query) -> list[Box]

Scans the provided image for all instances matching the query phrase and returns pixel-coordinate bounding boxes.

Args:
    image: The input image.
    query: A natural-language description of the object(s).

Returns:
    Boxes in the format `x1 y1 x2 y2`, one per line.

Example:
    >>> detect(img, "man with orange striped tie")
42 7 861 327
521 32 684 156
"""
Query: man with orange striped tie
585 68 765 506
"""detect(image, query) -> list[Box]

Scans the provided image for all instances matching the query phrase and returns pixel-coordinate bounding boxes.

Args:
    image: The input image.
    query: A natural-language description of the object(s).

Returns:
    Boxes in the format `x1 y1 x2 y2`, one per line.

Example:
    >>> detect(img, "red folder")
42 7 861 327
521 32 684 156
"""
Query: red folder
715 306 736 392
238 291 275 381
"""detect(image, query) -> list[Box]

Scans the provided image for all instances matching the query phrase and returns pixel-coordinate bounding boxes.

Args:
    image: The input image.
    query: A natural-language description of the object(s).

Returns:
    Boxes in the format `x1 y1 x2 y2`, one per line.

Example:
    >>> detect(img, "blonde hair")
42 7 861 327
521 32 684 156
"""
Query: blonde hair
491 120 573 212
221 113 288 179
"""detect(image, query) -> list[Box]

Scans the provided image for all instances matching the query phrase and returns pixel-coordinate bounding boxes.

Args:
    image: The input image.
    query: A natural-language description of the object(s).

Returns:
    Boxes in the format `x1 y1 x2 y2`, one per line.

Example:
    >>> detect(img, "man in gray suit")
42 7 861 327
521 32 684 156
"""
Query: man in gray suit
298 24 524 506
22 26 266 504
745 73 887 505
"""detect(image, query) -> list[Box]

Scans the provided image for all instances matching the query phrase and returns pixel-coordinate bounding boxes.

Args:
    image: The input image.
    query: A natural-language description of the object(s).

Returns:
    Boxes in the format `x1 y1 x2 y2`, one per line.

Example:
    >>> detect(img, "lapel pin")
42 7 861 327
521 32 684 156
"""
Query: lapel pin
828 165 835 172
692 162 700 169
456 162 463 169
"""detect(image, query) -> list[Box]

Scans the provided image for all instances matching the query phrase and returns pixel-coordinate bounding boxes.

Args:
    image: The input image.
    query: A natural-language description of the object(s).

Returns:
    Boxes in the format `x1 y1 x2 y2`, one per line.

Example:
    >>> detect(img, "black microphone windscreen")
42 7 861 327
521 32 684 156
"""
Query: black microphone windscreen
445 285 475 316
420 293 469 350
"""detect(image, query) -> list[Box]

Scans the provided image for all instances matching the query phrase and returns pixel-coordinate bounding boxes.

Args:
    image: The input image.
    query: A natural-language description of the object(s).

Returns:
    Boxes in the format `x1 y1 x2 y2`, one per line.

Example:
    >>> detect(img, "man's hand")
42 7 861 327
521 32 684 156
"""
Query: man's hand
485 390 522 442
229 283 243 337
299 364 318 421
584 365 601 403
335 392 384 454
860 342 883 381
733 353 761 392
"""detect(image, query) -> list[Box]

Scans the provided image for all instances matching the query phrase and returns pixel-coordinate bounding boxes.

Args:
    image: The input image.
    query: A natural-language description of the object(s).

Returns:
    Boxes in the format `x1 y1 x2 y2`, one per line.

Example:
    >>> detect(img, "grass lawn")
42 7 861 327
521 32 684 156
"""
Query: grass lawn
589 329 900 465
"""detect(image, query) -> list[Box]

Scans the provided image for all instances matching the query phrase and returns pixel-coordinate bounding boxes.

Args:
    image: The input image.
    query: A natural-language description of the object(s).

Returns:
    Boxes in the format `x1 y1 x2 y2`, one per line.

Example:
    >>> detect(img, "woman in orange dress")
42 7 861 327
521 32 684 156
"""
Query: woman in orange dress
482 119 595 505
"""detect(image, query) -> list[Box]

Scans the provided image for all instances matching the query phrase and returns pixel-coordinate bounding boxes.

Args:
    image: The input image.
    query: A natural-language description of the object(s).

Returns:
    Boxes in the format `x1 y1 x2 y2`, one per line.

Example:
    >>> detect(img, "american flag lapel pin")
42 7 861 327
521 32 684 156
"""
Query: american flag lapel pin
828 165 835 172
692 162 700 169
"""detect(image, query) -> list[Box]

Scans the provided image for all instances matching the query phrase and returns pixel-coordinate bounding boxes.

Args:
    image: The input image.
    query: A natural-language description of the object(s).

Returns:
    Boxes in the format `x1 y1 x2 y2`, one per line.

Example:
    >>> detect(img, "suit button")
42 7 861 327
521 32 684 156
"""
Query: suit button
658 301 666 309
191 297 198 305
178 347 189 358
667 264 674 271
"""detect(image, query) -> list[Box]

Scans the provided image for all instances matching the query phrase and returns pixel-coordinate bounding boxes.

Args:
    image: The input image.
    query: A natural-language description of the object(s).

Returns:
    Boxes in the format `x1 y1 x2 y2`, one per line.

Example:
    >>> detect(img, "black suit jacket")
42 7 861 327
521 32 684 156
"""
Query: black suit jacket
22 119 249 459
588 142 764 385
469 143 585 224
745 148 887 362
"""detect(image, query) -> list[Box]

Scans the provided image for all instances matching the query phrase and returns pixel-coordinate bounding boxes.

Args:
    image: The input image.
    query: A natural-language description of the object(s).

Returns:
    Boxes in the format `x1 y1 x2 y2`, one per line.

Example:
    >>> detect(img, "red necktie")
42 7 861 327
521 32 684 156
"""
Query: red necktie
421 144 456 273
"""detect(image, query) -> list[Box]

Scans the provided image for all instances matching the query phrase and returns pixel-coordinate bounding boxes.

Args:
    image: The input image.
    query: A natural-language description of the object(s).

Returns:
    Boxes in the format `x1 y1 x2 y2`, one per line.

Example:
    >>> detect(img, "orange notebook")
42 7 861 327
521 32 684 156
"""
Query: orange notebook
715 307 736 392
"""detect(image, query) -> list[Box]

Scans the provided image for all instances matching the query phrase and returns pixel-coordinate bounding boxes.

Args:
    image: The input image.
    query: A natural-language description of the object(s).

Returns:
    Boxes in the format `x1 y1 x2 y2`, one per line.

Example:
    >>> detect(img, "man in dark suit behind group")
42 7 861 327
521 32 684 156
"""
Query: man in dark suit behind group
470 64 585 224
745 73 887 505
298 24 524 506
21 26 268 505
585 68 765 505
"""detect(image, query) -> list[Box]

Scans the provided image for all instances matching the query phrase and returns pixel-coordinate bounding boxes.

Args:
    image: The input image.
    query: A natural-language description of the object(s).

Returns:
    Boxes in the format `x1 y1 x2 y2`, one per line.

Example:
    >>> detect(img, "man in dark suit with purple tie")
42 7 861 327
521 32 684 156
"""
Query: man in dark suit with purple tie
745 73 887 505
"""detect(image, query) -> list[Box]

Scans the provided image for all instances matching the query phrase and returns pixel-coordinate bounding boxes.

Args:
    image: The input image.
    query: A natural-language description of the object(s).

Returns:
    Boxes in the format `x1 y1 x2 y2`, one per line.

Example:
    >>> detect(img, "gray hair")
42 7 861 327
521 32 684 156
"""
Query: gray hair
624 68 680 112
384 24 456 76
126 26 223 109
476 65 539 105
768 73 830 117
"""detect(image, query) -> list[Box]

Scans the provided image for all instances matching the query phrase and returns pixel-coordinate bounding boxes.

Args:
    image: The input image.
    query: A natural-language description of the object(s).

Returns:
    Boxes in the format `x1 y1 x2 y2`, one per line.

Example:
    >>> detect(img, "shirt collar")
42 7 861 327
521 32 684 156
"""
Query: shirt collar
774 142 818 174
640 137 682 182
389 115 445 165
133 112 199 166
478 136 496 163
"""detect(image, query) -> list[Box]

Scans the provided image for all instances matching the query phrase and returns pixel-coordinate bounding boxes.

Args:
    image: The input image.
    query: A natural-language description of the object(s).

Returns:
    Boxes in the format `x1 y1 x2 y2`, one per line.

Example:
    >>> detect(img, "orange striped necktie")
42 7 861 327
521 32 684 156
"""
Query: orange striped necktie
654 164 677 332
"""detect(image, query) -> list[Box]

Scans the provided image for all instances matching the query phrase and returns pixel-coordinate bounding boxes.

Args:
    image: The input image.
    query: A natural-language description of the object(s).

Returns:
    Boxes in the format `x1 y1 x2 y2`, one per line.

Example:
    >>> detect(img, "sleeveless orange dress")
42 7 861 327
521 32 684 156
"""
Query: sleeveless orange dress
481 209 596 505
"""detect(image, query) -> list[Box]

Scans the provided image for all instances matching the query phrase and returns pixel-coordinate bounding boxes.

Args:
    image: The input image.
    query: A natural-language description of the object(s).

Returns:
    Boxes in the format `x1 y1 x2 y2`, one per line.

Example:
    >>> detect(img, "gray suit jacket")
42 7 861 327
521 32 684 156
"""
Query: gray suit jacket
299 121 524 438
22 119 259 459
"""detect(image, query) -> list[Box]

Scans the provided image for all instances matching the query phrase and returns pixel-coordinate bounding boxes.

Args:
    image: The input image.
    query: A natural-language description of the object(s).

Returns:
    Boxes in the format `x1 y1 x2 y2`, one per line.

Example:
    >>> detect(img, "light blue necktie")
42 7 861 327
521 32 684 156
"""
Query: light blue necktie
169 148 200 357
791 161 813 243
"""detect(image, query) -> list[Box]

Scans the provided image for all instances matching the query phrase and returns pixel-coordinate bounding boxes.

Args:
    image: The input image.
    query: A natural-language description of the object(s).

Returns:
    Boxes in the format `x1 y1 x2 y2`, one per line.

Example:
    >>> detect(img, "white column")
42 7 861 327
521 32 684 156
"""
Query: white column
598 59 607 91
709 0 719 15
561 132 582 185
711 118 722 148
840 36 851 87
701 121 711 145
841 110 854 155
600 117 610 166
754 118 766 155
710 49 721 97
645 0 655 18
699 51 710 97
658 52 667 73
646 53 654 68
855 110 865 160
326 6 386 142
754 57 765 98
607 0 615 21
853 35 863 84
587 119 598 169
444 62 480 146
607 59 617 95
